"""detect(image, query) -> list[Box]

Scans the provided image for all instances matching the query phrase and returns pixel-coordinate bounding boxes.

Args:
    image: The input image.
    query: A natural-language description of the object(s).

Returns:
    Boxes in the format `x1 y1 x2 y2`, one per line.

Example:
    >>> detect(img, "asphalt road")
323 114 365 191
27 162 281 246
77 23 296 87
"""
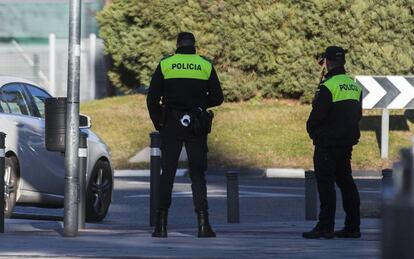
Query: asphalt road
13 172 383 231
3 172 383 258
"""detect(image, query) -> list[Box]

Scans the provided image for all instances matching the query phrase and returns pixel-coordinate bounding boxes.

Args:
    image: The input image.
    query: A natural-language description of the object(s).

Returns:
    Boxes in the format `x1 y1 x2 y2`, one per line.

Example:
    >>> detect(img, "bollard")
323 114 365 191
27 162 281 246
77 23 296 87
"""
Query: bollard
305 170 318 220
0 132 5 233
382 168 393 198
226 171 240 223
382 148 414 259
149 132 162 227
78 131 88 229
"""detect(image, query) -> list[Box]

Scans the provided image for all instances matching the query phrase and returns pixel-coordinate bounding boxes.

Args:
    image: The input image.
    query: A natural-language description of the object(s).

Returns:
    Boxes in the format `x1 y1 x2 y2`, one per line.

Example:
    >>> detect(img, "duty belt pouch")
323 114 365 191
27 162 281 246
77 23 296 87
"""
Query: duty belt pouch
191 108 214 136
205 110 214 134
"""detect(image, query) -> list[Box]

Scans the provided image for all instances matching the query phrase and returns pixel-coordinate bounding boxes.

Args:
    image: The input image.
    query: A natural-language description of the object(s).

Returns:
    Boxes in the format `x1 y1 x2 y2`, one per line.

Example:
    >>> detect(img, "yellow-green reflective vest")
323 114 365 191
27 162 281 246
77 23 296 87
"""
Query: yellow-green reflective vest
322 75 362 102
160 54 212 81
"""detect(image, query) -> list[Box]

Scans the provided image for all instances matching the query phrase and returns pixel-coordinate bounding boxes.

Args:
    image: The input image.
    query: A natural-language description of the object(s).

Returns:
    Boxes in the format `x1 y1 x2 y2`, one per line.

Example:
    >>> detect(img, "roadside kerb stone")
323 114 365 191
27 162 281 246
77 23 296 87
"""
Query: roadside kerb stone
115 169 188 178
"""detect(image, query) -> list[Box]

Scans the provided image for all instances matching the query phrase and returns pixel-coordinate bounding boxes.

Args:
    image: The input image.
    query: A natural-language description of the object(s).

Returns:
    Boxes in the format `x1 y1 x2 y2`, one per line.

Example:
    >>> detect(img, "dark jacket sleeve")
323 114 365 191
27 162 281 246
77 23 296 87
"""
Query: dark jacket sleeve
358 91 363 122
306 85 332 140
206 67 224 108
147 64 164 130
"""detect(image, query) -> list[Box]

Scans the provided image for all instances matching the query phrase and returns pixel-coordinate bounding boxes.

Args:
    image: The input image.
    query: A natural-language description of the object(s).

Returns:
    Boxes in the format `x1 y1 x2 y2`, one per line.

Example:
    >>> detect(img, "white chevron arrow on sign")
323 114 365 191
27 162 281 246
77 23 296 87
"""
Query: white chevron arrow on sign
356 76 386 109
386 76 414 109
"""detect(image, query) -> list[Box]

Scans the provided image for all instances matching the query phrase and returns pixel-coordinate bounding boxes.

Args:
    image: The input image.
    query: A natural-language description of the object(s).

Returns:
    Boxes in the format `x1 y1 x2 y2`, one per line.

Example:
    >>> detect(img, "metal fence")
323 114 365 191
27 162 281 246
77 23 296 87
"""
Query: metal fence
0 33 108 102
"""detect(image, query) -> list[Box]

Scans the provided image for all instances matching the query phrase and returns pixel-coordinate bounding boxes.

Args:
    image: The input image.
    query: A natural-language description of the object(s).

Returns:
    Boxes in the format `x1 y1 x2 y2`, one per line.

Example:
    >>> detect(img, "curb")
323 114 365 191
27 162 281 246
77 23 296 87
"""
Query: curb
115 169 188 178
115 168 382 179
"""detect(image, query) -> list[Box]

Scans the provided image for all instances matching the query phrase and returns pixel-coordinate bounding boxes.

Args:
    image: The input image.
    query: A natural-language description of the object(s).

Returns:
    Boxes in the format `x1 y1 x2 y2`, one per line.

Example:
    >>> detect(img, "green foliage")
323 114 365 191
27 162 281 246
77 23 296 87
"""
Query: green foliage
98 0 414 102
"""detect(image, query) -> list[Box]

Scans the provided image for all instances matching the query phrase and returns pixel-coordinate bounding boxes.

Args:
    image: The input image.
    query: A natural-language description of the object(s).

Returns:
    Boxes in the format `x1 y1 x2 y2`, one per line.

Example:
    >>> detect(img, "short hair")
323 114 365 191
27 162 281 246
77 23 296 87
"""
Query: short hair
327 57 345 68
177 32 195 47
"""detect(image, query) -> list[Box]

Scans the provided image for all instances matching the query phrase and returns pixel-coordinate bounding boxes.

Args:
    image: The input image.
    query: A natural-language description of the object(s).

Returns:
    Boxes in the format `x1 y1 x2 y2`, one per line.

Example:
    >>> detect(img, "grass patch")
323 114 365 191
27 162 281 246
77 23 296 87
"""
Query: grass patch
81 94 414 170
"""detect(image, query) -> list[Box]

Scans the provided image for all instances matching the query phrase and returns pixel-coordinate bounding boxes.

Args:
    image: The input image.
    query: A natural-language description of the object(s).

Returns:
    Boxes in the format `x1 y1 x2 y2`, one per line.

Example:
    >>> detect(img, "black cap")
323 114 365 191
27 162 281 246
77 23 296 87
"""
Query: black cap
177 32 196 47
324 46 346 61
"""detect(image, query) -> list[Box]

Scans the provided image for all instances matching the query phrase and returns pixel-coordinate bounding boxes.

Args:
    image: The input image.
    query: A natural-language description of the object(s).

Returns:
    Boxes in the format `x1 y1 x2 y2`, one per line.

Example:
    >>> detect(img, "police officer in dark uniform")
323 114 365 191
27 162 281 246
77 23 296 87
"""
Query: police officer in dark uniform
303 46 362 239
147 32 224 238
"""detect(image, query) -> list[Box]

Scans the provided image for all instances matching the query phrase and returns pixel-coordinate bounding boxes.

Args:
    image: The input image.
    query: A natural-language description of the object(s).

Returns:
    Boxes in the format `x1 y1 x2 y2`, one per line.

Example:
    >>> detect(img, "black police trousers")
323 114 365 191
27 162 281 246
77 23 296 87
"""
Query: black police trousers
158 114 209 212
314 146 360 231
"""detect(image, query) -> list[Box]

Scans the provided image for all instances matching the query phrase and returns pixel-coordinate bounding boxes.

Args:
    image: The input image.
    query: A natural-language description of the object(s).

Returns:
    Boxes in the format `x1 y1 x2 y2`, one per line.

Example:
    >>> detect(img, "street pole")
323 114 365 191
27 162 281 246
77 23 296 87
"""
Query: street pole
64 0 81 237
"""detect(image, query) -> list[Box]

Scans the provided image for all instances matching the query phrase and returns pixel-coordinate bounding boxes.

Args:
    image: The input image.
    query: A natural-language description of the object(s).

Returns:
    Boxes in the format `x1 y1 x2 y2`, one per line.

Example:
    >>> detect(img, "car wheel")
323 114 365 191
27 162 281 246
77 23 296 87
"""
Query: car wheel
86 160 112 222
4 156 18 218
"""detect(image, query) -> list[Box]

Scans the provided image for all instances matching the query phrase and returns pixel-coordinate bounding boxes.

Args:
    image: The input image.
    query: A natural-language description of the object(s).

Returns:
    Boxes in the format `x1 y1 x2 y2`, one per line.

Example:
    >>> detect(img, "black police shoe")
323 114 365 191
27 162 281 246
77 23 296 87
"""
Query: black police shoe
196 210 216 238
334 228 361 238
302 226 334 239
152 209 168 238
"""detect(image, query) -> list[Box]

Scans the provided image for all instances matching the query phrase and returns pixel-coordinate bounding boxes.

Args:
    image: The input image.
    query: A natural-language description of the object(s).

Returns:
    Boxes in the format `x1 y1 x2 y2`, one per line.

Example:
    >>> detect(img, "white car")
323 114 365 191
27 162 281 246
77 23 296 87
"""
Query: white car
0 76 113 222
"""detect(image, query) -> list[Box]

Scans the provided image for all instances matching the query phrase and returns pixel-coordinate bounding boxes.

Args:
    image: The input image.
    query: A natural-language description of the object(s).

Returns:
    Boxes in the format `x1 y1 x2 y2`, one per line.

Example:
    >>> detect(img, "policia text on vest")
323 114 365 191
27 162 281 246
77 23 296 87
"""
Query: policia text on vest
171 63 202 70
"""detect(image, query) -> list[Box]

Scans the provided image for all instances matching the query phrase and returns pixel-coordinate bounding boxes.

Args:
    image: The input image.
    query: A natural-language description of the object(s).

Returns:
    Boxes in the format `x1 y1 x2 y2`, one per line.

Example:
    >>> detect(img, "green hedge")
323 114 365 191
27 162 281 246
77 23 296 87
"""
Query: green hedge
97 0 414 102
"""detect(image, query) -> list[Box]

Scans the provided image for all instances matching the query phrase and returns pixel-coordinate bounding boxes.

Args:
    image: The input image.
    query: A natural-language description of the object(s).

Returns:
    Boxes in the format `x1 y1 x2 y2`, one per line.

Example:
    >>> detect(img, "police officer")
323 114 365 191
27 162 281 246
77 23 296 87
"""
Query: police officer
147 32 224 238
303 46 362 239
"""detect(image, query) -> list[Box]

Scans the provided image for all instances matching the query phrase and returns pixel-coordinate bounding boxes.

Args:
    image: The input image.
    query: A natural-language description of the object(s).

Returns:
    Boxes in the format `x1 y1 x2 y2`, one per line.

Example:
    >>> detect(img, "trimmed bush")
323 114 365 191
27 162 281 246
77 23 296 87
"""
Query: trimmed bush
98 0 414 102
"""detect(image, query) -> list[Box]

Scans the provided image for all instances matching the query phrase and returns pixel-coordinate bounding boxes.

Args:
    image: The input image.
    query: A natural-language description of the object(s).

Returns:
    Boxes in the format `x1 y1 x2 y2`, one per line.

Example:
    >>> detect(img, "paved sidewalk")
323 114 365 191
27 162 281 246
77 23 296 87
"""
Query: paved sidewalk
0 218 381 258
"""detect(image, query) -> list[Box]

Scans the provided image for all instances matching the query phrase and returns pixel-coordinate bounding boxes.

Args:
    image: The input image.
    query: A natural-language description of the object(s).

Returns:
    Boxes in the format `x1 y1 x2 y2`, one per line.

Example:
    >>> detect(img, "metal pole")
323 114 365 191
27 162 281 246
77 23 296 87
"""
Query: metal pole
305 170 318 220
0 132 5 233
64 0 82 237
150 132 162 227
89 33 96 100
49 33 56 96
381 109 389 159
226 171 240 223
78 131 88 230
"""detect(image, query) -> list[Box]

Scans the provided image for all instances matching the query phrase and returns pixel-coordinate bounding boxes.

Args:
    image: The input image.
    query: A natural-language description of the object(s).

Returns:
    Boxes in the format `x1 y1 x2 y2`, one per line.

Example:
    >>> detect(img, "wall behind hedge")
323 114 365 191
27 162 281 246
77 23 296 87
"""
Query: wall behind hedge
97 0 414 102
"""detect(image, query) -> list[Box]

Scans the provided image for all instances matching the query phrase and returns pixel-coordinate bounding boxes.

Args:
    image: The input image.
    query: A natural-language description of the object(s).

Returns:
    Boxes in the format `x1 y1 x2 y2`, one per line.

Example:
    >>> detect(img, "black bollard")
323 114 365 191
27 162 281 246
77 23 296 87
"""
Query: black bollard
305 170 318 220
383 148 414 259
78 131 88 229
149 132 162 227
0 132 5 233
382 168 393 198
226 171 240 223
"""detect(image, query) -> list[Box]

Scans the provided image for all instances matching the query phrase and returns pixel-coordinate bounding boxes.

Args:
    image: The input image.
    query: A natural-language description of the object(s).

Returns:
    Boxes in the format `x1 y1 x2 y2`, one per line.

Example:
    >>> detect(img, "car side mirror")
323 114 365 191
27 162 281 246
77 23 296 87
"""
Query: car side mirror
79 114 91 129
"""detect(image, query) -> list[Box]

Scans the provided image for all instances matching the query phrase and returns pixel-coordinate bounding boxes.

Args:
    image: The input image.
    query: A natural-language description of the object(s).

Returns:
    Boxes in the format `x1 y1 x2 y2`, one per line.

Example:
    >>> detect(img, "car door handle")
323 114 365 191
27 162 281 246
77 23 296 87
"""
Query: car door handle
15 123 24 128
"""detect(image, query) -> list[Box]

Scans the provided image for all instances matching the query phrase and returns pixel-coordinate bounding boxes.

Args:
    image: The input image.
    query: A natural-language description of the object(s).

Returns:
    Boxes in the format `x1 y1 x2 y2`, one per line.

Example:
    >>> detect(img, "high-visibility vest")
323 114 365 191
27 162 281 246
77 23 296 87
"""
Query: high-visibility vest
322 74 362 102
160 54 212 80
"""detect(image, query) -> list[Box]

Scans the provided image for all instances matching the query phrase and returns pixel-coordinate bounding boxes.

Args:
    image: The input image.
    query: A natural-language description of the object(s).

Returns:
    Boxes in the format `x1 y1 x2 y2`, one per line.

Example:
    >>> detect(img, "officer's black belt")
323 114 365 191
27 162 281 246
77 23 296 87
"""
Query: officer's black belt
167 109 190 119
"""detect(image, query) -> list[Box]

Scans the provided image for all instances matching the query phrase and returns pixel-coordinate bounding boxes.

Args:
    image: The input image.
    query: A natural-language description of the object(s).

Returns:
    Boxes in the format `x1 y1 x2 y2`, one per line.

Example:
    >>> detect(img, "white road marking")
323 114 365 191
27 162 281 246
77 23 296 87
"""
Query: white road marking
124 190 304 199
115 169 187 177
239 185 303 190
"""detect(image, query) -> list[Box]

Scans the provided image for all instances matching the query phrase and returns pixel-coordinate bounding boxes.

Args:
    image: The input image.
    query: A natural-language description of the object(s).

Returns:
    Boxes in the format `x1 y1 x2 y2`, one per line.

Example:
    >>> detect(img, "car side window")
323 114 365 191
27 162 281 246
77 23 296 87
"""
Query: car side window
1 84 31 116
0 91 10 113
23 84 51 118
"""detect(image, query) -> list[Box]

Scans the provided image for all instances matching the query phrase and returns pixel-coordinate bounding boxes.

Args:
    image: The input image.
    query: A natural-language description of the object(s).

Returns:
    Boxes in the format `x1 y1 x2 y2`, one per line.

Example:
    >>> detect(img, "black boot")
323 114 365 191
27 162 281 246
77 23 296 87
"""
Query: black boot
302 225 334 239
197 210 216 238
334 227 361 238
152 209 168 238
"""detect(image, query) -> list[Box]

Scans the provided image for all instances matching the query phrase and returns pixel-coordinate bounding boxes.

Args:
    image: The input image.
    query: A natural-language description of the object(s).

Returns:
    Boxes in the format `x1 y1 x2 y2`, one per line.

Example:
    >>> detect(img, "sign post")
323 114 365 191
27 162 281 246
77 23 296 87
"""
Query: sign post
356 76 414 159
